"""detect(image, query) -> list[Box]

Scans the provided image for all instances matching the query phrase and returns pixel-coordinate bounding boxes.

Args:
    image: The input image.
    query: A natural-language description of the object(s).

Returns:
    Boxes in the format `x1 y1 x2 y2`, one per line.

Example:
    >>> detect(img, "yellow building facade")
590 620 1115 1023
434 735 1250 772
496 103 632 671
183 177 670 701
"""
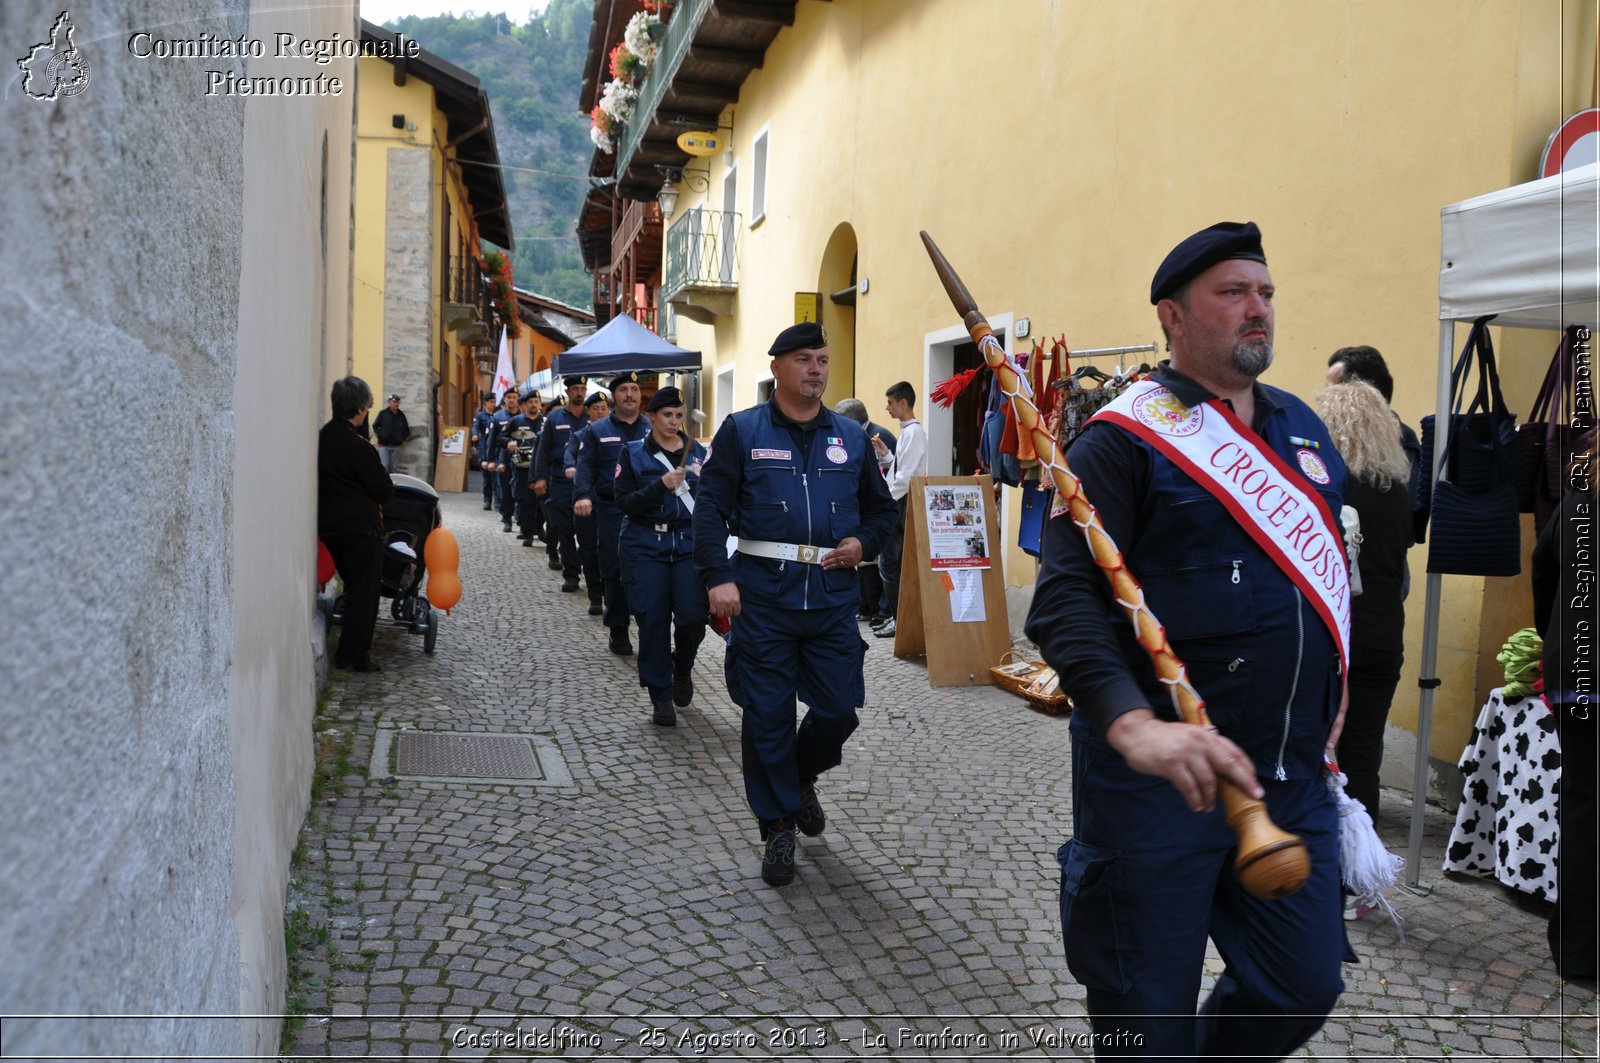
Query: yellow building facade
597 0 1597 775
354 23 512 477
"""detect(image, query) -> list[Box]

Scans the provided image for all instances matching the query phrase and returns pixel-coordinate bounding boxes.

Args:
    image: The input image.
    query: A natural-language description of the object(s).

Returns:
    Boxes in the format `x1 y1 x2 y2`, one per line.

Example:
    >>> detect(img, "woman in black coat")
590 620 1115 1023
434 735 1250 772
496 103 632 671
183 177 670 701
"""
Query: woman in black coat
318 375 393 672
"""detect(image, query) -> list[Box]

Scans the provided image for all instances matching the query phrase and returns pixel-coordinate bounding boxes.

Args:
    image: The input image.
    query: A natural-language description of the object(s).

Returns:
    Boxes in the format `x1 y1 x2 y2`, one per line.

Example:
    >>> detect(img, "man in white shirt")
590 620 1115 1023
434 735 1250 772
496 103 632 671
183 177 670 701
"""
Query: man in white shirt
870 381 929 638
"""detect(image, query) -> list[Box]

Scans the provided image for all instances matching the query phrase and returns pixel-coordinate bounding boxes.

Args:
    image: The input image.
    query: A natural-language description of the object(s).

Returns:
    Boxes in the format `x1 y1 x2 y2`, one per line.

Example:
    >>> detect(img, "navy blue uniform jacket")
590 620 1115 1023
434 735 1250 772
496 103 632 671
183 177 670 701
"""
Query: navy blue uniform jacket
1024 366 1346 782
693 402 897 609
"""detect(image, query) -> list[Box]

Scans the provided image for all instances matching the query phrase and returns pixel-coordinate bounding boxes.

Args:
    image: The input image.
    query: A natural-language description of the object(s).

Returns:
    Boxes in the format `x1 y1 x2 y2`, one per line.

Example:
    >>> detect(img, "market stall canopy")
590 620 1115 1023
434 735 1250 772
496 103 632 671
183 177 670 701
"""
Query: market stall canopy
552 314 701 376
1439 162 1600 329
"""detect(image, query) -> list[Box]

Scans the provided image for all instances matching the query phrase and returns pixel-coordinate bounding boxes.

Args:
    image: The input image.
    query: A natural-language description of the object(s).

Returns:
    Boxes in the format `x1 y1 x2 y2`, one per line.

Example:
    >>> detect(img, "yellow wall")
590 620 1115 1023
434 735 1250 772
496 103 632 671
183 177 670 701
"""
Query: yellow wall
355 56 496 428
663 0 1599 762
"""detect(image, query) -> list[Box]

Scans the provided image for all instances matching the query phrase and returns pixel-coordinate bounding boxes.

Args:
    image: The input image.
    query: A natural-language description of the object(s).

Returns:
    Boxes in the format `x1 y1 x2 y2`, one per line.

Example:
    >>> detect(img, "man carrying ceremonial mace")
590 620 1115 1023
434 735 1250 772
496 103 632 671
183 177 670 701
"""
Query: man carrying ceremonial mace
1021 222 1353 1057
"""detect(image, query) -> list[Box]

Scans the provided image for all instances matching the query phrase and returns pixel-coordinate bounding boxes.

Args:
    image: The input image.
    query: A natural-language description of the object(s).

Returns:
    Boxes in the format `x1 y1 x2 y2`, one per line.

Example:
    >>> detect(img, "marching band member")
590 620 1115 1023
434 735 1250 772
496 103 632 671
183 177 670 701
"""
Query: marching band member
614 387 709 727
1027 222 1351 1058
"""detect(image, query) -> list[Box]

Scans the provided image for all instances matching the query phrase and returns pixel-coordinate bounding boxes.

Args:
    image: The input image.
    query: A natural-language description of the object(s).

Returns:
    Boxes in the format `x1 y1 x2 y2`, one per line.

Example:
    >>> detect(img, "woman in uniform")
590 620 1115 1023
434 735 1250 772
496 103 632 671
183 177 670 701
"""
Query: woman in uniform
614 387 710 726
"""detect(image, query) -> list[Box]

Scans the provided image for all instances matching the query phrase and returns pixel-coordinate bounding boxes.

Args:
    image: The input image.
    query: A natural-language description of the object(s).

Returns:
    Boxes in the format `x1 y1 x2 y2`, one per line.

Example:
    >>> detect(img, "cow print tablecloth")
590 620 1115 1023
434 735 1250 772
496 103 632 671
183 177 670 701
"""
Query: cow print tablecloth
1443 688 1563 900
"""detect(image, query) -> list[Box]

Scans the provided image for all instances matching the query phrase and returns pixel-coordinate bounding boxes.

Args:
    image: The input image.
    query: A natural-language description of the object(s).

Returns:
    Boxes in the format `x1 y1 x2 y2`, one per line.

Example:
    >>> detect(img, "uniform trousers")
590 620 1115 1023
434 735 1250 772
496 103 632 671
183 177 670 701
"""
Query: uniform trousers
620 551 706 699
730 599 865 825
596 505 631 629
497 462 516 525
546 482 579 577
480 461 495 506
323 532 384 667
1060 734 1346 1060
575 509 603 606
514 463 542 541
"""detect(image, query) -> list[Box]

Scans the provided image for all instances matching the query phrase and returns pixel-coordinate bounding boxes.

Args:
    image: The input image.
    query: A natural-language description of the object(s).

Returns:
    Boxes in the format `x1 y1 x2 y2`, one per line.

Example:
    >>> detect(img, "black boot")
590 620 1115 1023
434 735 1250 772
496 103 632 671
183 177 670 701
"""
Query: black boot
651 695 676 727
608 628 634 656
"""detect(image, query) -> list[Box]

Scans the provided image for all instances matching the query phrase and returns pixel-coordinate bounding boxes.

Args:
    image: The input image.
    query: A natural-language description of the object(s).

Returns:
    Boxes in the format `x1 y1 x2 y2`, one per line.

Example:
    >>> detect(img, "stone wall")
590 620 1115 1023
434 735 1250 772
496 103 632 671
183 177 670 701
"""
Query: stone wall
0 0 354 1055
229 1 357 1055
384 147 436 476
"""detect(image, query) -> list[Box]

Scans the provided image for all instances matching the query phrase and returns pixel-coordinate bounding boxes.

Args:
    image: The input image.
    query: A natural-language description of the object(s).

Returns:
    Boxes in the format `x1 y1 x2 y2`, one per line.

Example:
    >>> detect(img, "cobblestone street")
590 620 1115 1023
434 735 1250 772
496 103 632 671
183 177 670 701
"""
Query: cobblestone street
284 488 1598 1060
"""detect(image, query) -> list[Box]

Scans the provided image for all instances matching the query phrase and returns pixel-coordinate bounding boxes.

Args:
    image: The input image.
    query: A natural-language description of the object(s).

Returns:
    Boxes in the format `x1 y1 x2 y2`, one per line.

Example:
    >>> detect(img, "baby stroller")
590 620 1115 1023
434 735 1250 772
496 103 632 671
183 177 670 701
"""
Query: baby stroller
380 473 442 654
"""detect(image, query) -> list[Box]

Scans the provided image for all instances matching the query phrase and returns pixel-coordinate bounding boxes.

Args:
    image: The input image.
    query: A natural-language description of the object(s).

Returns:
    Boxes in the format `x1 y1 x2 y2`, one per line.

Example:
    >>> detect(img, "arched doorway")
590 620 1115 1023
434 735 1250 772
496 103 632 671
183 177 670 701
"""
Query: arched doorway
817 223 858 405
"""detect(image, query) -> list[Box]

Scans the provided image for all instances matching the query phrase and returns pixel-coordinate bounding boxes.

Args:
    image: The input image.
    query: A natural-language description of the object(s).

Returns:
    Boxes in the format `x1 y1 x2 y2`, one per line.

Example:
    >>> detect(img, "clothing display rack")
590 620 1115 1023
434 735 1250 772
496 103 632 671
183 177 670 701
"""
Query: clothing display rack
1065 342 1158 360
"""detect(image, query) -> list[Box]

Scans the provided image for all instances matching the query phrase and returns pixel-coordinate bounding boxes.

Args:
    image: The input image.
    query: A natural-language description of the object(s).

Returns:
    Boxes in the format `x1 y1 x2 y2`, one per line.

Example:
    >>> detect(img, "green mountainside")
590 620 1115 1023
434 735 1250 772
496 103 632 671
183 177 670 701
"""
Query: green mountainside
384 0 596 310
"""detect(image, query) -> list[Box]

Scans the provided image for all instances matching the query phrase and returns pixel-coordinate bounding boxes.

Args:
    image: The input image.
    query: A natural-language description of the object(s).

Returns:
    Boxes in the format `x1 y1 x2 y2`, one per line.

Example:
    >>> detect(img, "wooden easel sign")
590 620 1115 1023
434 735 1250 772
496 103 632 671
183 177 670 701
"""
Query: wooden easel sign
435 425 468 492
892 474 1012 686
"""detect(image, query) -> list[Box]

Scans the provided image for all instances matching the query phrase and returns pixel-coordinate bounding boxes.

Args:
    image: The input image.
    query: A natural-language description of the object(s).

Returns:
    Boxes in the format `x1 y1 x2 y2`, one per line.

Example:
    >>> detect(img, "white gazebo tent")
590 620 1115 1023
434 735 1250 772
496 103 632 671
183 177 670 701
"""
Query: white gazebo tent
1407 162 1600 885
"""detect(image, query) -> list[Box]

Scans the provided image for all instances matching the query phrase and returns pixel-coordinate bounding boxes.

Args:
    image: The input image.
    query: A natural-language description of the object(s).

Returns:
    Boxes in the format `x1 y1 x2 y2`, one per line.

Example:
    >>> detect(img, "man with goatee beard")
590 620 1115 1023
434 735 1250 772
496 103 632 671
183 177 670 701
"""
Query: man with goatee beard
1026 222 1353 1059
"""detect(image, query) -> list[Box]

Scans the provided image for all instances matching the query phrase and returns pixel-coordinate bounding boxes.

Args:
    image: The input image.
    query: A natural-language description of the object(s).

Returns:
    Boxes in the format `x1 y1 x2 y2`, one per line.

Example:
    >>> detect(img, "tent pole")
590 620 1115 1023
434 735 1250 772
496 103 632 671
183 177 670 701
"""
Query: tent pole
1404 319 1457 893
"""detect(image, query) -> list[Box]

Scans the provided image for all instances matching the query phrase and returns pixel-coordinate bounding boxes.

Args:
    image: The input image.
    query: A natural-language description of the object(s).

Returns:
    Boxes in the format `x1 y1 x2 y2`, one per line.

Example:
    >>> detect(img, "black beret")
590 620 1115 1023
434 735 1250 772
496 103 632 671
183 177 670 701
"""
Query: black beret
1150 221 1267 304
768 321 827 356
608 371 641 393
584 391 609 408
562 375 586 388
646 386 684 412
501 388 518 400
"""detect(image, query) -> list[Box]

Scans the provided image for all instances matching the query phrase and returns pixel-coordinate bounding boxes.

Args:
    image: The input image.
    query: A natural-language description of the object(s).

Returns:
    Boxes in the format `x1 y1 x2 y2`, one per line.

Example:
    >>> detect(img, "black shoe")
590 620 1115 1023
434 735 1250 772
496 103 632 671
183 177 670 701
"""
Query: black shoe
561 578 580 593
521 536 534 546
869 615 889 628
796 784 826 837
502 523 514 533
652 696 677 727
588 602 604 616
482 502 493 511
548 556 562 571
608 629 634 656
761 822 797 886
336 658 382 674
673 669 694 707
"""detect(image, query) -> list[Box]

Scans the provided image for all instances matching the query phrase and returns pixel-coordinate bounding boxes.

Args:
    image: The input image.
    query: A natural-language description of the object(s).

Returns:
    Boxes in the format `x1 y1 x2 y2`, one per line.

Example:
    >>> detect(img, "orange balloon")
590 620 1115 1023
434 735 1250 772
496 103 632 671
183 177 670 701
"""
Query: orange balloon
426 571 461 612
423 526 459 574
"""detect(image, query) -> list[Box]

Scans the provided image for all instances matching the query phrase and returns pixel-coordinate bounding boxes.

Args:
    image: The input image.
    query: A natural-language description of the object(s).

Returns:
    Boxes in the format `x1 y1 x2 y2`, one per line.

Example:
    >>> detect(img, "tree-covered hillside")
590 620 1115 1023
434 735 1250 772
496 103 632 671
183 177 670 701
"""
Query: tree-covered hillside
385 0 596 309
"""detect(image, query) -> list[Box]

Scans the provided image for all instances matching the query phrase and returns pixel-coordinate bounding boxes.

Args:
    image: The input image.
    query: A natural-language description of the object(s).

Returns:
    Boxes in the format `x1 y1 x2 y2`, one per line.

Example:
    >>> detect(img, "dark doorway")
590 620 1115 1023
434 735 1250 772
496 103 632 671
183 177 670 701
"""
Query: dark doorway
950 340 985 475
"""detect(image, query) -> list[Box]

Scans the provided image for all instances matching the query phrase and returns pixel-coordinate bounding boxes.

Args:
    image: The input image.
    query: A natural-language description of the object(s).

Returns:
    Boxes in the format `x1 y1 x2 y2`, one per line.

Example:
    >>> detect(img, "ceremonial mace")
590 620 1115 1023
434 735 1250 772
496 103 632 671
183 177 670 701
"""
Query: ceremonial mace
921 231 1310 899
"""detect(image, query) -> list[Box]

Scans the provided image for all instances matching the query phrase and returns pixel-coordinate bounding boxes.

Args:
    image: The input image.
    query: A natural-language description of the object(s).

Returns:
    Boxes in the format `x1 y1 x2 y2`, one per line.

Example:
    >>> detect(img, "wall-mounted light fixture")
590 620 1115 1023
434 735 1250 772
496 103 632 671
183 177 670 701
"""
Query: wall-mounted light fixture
655 163 709 220
658 183 680 219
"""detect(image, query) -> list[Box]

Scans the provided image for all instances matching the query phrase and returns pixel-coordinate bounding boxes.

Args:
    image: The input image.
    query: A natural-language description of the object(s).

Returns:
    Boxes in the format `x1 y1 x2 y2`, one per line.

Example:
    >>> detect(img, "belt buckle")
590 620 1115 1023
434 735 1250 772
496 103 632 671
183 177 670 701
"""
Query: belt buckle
655 523 669 533
796 544 820 564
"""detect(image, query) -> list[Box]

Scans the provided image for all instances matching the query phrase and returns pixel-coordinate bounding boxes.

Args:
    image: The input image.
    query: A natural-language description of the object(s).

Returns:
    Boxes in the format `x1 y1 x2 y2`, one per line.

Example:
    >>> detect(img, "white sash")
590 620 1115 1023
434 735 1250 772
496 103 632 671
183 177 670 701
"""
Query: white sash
1090 380 1351 668
651 448 695 514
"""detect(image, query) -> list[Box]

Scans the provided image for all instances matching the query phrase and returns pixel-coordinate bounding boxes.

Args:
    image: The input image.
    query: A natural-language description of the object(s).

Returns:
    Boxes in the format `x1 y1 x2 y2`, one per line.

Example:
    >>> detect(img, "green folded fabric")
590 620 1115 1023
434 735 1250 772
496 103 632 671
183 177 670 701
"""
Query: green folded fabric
1497 627 1544 700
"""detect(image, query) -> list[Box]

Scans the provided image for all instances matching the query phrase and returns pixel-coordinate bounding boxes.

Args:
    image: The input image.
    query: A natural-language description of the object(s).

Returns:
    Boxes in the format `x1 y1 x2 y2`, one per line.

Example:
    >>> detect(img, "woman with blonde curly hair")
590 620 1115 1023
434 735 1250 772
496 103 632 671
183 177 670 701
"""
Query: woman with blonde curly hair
1316 376 1415 917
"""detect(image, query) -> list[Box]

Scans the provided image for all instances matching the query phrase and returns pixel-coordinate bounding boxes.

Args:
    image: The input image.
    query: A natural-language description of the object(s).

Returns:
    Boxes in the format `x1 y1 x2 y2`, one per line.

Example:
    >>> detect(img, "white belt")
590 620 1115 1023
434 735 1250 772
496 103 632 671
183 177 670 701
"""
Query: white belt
737 538 826 565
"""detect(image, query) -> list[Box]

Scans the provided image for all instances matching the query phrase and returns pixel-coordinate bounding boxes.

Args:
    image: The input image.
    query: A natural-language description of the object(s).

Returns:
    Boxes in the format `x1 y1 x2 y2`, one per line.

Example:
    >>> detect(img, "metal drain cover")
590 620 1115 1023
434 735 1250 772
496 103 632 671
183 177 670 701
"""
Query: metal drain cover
399 733 540 779
372 729 573 786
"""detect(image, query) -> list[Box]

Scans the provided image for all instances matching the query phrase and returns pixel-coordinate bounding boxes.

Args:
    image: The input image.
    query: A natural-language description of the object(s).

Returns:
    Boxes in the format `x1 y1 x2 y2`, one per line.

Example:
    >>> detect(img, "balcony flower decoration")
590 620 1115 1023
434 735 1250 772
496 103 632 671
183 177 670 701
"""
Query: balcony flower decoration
589 10 665 154
641 0 673 16
622 10 665 65
482 249 520 338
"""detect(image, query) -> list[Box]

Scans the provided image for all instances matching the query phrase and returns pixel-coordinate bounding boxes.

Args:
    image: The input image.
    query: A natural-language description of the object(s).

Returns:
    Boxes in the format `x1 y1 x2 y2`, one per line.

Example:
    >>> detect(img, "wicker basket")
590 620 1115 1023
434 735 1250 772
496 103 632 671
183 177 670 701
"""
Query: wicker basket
990 650 1072 716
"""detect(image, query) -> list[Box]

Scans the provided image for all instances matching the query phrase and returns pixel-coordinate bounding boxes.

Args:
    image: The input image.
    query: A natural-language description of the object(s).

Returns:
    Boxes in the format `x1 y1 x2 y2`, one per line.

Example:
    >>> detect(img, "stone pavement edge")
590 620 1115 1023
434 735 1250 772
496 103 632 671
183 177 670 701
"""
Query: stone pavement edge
282 487 1599 1060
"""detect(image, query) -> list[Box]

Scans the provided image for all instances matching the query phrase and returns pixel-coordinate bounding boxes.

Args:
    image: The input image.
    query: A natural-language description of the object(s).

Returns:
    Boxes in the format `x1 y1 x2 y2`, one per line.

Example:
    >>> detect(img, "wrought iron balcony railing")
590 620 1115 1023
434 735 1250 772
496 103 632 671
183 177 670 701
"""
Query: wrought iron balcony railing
663 207 740 300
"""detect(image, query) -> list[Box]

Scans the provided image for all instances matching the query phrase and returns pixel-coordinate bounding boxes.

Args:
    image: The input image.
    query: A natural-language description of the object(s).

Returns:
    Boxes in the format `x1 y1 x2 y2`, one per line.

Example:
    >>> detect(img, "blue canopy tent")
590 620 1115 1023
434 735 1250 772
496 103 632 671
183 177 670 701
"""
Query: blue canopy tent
552 313 701 376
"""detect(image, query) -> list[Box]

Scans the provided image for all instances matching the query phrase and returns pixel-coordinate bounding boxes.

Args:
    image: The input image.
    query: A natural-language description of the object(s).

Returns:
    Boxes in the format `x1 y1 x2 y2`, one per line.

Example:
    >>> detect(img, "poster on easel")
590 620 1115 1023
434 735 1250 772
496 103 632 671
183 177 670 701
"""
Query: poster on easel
892 475 1012 686
434 425 468 492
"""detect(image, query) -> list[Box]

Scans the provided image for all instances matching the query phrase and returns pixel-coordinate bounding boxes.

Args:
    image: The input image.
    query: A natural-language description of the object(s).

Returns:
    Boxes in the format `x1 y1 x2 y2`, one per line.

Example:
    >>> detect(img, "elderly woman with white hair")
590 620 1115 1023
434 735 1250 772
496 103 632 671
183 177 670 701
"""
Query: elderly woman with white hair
1316 375 1415 918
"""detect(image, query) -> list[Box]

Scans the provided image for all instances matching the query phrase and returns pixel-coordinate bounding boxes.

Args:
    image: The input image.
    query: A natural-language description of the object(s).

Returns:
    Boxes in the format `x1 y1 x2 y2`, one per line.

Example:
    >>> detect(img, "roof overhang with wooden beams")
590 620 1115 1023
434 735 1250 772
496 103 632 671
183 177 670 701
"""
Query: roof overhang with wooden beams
585 0 799 203
361 20 513 249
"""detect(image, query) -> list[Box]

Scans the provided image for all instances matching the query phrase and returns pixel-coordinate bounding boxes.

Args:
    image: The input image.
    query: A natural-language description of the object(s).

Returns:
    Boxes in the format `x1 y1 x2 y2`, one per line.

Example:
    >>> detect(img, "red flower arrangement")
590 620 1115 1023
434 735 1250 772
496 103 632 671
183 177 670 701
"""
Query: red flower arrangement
482 249 519 339
609 42 645 85
641 0 673 15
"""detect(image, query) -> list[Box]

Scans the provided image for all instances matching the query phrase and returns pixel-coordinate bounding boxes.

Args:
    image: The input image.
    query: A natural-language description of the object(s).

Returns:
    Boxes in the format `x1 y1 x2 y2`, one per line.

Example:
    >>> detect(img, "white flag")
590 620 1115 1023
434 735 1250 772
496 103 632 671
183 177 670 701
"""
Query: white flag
492 327 515 399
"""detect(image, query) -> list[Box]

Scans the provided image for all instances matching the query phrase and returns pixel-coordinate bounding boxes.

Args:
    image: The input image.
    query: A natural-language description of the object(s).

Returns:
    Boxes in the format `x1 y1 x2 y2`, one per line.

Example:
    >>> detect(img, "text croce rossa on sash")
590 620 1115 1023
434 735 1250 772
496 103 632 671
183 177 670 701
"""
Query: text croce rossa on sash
1090 380 1351 668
